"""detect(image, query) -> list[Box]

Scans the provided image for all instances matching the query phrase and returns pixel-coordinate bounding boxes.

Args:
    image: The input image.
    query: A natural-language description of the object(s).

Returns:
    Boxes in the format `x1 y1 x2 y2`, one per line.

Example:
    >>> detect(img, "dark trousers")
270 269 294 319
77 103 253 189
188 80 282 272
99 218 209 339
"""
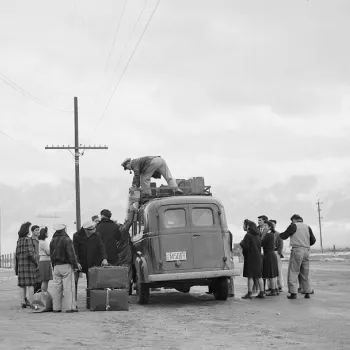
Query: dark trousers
34 282 41 293
74 271 89 301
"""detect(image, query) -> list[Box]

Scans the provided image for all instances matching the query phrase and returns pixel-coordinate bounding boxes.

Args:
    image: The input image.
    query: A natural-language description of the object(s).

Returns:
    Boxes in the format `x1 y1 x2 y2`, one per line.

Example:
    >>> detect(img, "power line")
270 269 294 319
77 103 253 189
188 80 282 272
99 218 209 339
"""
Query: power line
86 0 161 149
104 0 129 73
91 0 148 110
0 129 39 152
0 72 71 113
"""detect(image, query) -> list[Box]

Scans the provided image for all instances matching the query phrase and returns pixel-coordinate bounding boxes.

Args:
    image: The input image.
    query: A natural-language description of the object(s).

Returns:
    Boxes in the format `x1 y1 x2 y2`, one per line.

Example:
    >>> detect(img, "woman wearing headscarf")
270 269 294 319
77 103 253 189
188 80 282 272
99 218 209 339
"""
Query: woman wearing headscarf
262 221 279 296
15 222 39 308
38 227 53 291
240 219 265 299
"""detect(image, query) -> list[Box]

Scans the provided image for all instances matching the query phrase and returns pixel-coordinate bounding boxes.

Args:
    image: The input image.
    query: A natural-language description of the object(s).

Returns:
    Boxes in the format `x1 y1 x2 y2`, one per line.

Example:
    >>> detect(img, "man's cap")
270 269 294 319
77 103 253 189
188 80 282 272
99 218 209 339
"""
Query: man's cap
82 220 96 230
121 158 131 170
91 215 99 222
290 214 303 221
53 224 66 231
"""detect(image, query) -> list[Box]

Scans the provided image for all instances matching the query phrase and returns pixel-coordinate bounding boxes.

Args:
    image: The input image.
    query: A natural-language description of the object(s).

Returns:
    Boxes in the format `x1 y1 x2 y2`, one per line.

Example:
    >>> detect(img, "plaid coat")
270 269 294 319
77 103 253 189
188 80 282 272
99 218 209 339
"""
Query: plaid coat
16 237 39 287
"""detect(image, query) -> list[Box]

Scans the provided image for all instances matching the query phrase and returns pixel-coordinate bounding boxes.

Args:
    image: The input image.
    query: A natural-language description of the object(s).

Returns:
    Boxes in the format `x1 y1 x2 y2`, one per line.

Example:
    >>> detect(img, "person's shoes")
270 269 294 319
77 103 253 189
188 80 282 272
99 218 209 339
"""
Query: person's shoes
66 309 79 313
287 293 297 299
255 292 265 299
265 288 272 292
53 310 62 313
275 288 280 295
25 298 31 307
266 291 277 296
279 287 283 292
302 289 314 295
304 293 310 299
242 293 253 299
21 303 27 309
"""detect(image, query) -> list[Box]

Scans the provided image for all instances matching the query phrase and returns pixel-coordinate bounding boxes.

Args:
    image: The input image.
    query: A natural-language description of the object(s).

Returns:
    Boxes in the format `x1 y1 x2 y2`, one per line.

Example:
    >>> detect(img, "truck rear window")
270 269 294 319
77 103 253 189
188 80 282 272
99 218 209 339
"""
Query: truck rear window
164 209 186 228
192 208 214 227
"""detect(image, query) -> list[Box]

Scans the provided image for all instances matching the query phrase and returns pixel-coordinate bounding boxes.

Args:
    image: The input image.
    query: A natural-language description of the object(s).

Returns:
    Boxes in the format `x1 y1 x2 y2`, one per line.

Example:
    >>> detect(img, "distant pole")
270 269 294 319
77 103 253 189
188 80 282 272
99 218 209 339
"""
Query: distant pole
316 199 323 253
45 97 108 232
0 206 2 260
74 97 81 230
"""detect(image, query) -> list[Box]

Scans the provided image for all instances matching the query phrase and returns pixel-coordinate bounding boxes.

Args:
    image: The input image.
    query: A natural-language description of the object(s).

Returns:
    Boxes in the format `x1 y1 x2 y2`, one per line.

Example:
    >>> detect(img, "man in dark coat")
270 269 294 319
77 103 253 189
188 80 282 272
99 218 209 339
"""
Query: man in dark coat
73 220 108 295
96 209 121 266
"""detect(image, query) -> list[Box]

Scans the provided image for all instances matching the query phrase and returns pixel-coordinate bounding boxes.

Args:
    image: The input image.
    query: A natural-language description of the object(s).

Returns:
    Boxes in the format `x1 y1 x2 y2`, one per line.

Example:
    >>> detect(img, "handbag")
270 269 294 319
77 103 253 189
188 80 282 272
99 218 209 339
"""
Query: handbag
32 289 53 313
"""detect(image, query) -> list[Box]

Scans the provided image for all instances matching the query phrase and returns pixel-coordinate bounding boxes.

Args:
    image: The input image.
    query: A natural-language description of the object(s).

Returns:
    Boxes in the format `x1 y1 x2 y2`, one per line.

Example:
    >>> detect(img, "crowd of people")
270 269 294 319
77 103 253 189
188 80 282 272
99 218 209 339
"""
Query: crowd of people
15 207 317 310
240 214 316 300
15 209 132 312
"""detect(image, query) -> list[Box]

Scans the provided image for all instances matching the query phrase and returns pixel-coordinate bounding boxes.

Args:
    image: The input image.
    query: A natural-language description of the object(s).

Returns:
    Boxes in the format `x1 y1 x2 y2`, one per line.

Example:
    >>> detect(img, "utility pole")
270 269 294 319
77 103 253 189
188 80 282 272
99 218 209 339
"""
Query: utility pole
45 97 108 231
0 206 2 263
316 199 323 253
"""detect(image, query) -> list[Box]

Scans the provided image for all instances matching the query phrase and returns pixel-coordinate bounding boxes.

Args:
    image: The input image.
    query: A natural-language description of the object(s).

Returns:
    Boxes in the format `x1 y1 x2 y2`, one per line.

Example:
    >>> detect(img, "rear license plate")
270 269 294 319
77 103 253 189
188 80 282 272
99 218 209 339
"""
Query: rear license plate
166 251 187 261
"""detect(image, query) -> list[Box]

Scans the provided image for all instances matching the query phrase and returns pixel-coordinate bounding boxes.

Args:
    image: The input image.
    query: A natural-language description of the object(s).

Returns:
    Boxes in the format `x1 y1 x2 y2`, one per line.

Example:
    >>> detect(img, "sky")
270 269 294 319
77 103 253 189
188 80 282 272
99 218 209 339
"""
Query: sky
1 0 350 254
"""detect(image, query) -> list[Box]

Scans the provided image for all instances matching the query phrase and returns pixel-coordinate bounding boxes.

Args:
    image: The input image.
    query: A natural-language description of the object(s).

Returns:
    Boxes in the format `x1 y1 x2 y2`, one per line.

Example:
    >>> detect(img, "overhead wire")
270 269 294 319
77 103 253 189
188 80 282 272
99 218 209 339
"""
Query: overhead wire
83 0 161 153
91 0 148 111
0 72 71 113
104 0 129 73
0 129 40 153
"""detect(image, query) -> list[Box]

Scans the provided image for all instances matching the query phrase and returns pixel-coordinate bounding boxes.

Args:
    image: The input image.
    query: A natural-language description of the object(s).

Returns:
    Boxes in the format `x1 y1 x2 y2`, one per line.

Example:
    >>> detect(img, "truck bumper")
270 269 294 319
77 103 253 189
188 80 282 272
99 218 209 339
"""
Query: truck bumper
148 269 239 282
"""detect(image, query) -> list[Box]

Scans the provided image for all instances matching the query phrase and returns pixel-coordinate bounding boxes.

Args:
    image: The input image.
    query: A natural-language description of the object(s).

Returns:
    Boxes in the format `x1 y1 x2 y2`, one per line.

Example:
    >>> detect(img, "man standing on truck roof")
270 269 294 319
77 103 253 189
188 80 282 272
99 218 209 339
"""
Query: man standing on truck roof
121 156 183 196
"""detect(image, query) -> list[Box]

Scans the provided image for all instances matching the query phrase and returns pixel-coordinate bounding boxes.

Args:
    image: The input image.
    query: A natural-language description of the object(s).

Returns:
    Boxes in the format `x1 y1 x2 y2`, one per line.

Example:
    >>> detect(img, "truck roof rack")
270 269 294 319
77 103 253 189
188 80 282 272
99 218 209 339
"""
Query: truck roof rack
140 182 212 205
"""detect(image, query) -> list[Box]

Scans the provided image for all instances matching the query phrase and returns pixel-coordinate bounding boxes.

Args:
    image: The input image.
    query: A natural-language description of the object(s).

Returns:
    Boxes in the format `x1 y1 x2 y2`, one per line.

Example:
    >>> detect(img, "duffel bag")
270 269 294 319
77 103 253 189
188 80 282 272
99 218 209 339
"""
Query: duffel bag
32 289 53 313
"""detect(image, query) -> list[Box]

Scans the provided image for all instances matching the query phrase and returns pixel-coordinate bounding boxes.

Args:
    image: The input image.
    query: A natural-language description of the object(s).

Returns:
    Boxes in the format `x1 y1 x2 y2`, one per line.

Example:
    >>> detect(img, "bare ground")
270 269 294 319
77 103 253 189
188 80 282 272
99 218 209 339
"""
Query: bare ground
0 261 349 350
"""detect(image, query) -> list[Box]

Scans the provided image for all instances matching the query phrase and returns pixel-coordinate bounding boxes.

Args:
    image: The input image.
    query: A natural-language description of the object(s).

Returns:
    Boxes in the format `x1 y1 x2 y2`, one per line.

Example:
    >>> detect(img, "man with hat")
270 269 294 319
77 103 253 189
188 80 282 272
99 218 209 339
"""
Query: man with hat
279 214 316 300
96 209 121 266
121 156 183 196
50 224 81 312
73 220 108 295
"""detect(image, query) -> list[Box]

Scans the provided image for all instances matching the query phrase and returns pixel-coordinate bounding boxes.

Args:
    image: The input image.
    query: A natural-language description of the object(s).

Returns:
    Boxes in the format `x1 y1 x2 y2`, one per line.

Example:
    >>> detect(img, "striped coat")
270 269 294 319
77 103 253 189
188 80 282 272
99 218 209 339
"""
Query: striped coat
15 237 39 287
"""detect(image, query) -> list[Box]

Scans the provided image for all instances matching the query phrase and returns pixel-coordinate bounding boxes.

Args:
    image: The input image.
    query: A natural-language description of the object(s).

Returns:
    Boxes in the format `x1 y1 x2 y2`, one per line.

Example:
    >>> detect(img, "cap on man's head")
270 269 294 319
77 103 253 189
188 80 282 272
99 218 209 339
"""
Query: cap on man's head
53 224 66 231
91 215 99 222
100 209 112 219
290 214 303 221
82 220 96 230
121 158 131 170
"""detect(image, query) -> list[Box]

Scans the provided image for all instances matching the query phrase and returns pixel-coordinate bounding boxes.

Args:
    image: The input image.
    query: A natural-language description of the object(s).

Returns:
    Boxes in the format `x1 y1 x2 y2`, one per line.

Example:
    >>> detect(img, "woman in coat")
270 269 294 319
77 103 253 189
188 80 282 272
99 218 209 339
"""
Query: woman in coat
15 222 39 308
240 219 265 299
38 227 53 291
262 221 279 296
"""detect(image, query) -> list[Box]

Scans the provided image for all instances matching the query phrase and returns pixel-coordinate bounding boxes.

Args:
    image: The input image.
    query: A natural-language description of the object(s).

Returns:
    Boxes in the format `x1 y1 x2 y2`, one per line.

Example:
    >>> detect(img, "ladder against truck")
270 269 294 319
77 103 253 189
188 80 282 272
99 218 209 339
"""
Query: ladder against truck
125 177 239 305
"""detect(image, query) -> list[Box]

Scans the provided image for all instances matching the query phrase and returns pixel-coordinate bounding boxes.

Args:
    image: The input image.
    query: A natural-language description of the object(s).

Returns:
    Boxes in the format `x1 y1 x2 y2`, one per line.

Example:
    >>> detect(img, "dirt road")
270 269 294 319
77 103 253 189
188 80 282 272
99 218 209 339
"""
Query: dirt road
0 261 349 349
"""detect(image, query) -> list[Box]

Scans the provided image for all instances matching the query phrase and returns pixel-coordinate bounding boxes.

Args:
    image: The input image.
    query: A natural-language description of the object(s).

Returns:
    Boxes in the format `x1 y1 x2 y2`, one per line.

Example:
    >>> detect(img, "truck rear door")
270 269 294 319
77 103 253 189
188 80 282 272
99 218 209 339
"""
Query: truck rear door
158 205 194 272
189 203 225 269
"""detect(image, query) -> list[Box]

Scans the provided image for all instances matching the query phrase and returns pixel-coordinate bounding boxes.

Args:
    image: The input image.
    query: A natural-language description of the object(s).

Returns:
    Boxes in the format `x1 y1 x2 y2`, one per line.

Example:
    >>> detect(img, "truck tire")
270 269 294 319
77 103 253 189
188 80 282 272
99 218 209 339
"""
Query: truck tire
136 271 150 304
213 277 228 301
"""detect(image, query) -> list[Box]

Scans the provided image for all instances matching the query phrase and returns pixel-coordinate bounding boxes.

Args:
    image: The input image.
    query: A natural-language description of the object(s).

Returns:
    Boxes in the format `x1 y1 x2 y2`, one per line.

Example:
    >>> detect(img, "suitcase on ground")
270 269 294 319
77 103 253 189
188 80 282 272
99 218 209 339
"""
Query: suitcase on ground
90 289 129 311
88 266 128 289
